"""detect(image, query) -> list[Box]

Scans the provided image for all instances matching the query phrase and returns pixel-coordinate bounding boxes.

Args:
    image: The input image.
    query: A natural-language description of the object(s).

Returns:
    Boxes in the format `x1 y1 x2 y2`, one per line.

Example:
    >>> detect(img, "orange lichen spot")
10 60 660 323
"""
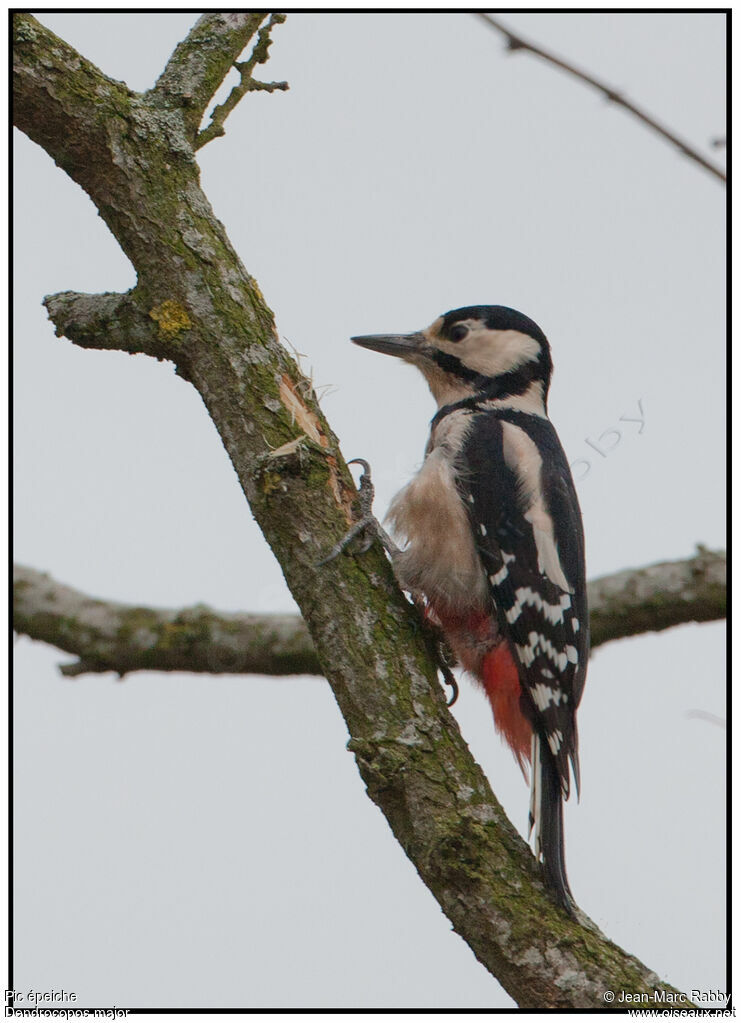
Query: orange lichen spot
149 300 191 339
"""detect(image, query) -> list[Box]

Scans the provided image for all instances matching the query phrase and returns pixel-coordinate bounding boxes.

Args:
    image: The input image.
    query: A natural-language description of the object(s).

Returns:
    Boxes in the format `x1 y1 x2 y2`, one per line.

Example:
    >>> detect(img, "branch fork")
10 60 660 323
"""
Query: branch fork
195 13 288 150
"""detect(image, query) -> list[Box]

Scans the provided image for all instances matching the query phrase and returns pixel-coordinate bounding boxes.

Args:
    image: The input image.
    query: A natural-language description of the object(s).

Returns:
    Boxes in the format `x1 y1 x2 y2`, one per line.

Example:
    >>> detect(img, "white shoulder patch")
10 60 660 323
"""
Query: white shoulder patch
500 421 573 593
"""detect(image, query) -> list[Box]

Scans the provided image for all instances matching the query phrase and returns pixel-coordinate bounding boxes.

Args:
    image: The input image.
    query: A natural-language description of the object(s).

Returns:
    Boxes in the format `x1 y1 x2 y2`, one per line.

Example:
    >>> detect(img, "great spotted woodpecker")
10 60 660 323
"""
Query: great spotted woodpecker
347 305 588 915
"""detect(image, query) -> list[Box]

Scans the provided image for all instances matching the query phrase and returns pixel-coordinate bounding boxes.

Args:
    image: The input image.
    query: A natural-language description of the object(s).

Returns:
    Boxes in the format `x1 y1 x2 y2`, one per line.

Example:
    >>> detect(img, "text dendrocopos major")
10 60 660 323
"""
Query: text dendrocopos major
346 305 588 915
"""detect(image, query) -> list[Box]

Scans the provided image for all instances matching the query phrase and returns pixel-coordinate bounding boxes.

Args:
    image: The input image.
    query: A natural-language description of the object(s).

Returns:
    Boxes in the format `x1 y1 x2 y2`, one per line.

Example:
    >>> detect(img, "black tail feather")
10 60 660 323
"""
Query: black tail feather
537 738 577 917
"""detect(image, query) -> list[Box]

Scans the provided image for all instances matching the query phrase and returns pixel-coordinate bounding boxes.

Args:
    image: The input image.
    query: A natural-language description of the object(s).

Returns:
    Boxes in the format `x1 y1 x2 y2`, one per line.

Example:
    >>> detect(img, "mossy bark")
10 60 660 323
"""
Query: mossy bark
588 547 725 648
13 13 696 1007
13 549 725 678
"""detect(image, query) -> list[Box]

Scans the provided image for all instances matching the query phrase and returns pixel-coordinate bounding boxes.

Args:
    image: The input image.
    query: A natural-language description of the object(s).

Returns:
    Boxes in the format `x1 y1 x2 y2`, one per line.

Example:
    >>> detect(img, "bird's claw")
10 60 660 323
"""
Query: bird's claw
413 607 459 707
317 516 375 566
442 666 459 707
318 458 398 565
354 533 375 555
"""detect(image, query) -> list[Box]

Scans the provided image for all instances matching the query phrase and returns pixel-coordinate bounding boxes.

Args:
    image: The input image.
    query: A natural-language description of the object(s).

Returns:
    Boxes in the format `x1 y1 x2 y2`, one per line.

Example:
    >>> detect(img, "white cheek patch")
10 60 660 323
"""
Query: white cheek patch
438 328 541 379
501 422 573 593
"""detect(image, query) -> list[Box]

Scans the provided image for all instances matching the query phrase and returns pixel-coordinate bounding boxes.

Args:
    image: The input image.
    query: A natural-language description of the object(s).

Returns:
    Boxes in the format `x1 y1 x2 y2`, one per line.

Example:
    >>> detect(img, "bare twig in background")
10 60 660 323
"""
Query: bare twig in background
686 710 725 728
476 13 726 184
14 549 725 679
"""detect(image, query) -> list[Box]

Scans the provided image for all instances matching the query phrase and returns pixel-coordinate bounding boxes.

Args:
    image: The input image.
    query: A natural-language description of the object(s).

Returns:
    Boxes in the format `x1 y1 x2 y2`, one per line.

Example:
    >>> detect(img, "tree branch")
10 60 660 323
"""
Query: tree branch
13 564 320 678
195 13 289 150
42 290 170 360
14 549 725 679
149 12 270 139
588 546 726 648
13 14 696 1006
476 14 726 184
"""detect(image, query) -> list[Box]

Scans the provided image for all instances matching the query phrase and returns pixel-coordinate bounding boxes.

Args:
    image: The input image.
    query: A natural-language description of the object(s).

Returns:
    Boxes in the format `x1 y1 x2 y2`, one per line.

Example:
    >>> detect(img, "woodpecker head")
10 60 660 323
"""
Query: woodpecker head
352 305 552 411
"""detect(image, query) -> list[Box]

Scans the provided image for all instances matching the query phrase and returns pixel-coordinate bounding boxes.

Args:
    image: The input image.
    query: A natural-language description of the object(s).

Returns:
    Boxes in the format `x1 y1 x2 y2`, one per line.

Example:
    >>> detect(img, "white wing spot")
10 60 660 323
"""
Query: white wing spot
505 587 571 626
531 683 565 711
572 618 580 633
467 493 475 504
528 631 568 672
505 603 522 624
547 730 564 755
479 523 487 536
565 645 578 664
489 551 515 587
516 641 536 668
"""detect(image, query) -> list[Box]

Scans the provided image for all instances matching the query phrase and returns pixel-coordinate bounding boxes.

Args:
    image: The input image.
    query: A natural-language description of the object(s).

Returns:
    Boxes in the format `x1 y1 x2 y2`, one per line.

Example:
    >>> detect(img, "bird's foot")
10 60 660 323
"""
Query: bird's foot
318 458 400 564
417 613 459 707
319 461 457 707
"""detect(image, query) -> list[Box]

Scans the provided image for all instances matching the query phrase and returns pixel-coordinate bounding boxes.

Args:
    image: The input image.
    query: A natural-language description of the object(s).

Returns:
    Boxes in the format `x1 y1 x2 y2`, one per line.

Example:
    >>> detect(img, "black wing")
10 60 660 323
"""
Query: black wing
457 409 589 795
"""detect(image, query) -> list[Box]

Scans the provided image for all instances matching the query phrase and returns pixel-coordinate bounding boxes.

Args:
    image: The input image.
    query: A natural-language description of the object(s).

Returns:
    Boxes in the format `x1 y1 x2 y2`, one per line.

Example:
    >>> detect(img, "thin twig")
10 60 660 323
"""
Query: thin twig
476 14 726 184
196 13 288 150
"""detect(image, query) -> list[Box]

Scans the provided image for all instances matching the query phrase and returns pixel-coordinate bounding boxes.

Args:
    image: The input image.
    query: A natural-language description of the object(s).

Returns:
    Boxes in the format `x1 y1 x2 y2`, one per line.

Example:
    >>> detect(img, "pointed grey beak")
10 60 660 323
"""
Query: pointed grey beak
350 332 425 359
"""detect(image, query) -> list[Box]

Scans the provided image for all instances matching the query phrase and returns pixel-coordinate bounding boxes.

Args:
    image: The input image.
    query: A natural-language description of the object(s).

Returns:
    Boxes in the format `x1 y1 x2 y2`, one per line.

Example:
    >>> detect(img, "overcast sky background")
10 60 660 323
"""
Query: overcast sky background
13 11 726 1010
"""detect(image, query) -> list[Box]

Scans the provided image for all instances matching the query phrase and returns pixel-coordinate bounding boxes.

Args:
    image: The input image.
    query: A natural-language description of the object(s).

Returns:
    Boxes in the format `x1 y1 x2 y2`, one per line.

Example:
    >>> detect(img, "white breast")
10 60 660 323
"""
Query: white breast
386 414 488 612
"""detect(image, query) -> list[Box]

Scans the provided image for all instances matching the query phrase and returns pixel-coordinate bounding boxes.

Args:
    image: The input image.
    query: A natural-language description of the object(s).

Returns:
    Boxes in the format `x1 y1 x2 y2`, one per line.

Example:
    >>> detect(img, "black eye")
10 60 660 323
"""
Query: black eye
449 324 469 343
